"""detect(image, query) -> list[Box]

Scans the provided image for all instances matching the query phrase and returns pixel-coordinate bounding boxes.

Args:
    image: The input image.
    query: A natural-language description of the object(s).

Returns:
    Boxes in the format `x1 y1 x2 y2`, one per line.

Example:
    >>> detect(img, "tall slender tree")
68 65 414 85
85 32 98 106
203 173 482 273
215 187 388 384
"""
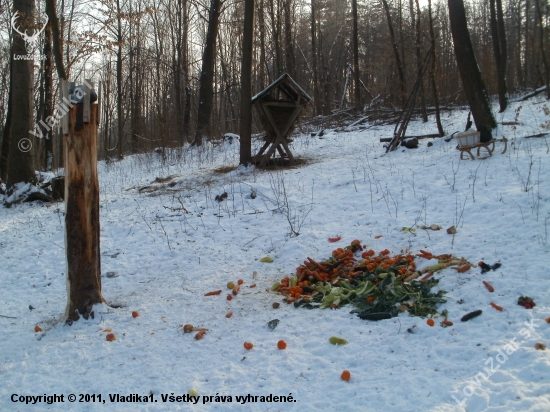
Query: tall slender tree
116 0 124 158
41 19 54 171
381 0 406 106
257 0 266 88
7 0 36 189
283 0 295 78
534 0 550 99
45 0 66 79
352 0 360 111
0 55 12 182
240 0 255 166
194 0 223 146
490 0 508 111
448 0 496 132
428 0 444 136
310 0 320 115
412 0 427 121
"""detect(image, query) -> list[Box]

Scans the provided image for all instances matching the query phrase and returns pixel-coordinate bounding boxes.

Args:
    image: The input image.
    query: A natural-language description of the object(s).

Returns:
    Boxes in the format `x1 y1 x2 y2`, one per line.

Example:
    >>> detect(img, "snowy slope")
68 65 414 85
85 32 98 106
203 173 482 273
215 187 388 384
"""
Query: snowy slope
1 97 549 412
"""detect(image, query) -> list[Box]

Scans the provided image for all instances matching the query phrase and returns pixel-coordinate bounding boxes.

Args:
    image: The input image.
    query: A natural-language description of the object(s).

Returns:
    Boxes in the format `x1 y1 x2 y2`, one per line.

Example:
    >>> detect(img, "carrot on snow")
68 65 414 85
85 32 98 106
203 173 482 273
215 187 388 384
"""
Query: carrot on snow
328 236 342 243
204 290 222 296
453 264 471 273
483 281 494 292
490 302 504 312
419 272 433 283
416 250 434 259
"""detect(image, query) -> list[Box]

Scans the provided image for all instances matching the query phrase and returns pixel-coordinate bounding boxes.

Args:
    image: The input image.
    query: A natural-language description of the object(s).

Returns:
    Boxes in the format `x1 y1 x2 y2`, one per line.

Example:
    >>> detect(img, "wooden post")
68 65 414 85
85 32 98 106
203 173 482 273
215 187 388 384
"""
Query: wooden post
64 83 104 322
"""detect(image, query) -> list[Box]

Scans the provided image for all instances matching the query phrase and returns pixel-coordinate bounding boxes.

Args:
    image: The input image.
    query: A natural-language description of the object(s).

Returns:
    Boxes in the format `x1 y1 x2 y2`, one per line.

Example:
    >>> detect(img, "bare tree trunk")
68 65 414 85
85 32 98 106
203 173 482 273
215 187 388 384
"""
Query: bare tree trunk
490 0 508 111
535 0 550 99
320 21 331 116
448 0 496 132
258 0 266 88
195 0 222 146
116 0 124 158
283 0 295 78
0 55 12 182
311 0 320 115
182 0 191 138
428 0 444 136
173 0 184 141
7 0 36 188
495 0 507 103
45 0 66 80
218 36 236 130
352 0 361 111
129 5 142 155
381 0 406 106
136 43 143 151
525 0 530 87
42 22 54 171
64 0 75 76
412 0 427 121
240 0 255 165
269 0 283 77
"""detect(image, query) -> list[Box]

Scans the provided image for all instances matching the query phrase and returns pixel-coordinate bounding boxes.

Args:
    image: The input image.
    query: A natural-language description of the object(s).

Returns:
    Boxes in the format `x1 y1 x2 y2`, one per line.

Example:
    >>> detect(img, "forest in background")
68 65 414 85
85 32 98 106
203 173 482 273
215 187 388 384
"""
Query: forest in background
0 0 548 172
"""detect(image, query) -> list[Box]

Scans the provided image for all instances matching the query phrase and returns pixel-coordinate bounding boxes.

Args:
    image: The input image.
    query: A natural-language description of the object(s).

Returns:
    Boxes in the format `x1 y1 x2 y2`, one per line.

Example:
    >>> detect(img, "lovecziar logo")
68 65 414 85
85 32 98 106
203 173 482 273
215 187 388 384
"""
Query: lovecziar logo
11 11 48 60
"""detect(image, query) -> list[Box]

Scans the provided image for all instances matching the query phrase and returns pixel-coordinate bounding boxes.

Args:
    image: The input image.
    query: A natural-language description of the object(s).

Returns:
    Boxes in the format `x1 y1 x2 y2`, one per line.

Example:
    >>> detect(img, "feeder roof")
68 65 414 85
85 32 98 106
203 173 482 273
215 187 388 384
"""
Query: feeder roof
252 73 312 104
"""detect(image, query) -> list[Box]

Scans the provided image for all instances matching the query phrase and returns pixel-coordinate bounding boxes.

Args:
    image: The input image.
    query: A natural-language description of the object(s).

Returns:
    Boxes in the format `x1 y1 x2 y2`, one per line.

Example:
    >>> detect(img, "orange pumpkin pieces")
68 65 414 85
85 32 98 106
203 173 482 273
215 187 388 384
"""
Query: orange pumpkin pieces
427 318 435 327
195 331 206 340
225 312 233 318
238 279 244 285
277 340 287 350
227 294 233 301
131 311 139 318
341 370 351 381
243 341 254 350
106 333 116 341
34 325 43 332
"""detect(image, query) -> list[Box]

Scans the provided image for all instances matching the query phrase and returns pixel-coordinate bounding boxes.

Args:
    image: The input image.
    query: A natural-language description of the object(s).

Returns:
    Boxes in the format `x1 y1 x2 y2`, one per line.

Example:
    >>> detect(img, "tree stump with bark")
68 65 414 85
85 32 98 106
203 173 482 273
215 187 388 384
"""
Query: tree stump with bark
64 82 104 322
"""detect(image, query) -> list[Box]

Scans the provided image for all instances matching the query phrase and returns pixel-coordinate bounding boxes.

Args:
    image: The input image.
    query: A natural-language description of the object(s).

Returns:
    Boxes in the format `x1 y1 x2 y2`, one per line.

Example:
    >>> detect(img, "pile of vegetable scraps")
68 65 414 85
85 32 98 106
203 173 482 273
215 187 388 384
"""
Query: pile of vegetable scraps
272 240 473 320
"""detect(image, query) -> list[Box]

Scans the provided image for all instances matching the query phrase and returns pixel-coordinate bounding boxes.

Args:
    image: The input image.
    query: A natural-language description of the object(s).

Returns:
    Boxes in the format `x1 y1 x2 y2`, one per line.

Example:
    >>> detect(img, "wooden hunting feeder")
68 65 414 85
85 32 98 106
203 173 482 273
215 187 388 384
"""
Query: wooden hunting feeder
251 73 311 166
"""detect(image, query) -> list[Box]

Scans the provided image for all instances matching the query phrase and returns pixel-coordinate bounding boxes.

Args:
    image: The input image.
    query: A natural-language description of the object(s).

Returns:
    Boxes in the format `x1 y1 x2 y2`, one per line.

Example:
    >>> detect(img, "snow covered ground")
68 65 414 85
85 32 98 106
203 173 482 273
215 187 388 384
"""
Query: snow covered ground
1 97 549 412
